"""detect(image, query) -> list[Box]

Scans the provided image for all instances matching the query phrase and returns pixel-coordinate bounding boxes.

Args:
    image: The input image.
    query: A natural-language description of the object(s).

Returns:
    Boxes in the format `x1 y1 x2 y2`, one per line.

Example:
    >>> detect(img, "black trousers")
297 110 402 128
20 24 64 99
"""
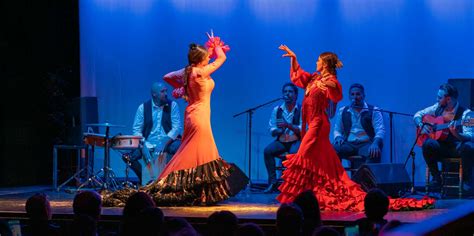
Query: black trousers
422 139 474 184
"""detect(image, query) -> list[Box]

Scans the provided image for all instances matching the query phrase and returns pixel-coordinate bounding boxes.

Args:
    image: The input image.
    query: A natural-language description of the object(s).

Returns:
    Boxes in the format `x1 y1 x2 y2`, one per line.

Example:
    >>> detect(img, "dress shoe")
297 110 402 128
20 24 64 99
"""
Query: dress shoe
263 183 279 194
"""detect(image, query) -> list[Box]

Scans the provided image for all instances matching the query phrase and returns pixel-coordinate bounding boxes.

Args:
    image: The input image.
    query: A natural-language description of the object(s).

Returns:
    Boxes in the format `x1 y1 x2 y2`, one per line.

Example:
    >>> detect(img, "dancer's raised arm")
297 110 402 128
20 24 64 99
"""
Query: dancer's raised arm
163 68 185 89
279 44 312 88
199 46 227 77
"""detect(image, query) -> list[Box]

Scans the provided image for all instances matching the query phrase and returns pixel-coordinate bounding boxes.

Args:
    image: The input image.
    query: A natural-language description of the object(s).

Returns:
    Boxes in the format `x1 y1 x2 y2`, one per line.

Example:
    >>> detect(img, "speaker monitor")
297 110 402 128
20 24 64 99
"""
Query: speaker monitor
227 163 249 196
65 97 99 145
352 163 410 197
448 79 474 109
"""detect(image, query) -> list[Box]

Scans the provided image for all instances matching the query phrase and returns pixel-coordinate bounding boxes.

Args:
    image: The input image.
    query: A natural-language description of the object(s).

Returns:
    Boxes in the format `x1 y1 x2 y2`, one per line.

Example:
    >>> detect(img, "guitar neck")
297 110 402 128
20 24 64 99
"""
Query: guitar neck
434 120 461 131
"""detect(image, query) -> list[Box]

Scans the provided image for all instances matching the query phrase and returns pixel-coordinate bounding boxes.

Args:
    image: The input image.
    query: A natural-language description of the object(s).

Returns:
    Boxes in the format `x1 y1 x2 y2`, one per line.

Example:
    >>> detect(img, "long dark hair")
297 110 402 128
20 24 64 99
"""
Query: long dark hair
183 43 208 101
319 52 343 75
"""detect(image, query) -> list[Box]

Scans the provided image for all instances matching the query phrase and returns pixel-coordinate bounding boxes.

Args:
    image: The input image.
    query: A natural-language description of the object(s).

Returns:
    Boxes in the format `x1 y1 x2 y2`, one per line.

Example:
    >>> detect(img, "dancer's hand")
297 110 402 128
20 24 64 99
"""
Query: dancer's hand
206 29 230 59
279 44 296 59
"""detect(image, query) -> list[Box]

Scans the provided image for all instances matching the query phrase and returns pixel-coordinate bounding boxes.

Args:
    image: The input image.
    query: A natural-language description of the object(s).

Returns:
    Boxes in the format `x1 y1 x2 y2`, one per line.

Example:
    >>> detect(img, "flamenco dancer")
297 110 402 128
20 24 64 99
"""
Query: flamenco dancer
104 32 232 206
276 44 434 211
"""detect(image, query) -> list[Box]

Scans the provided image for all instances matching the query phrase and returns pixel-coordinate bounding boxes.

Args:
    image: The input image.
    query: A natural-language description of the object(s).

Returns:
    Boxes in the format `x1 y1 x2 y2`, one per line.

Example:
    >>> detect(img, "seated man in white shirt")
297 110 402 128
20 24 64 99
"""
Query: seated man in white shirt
414 83 474 190
128 82 182 185
333 83 385 169
263 83 302 193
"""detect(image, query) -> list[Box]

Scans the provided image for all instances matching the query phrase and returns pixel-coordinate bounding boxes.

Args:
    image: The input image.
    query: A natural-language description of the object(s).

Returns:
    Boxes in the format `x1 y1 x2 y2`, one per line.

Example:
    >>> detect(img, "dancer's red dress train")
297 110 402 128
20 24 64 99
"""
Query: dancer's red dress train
276 65 434 211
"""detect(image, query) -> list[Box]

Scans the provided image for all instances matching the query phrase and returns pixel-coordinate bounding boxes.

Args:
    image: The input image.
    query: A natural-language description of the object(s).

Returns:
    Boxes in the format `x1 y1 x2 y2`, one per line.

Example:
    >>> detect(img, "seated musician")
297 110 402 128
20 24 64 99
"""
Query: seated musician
263 83 302 193
414 83 474 190
333 83 385 168
128 82 182 185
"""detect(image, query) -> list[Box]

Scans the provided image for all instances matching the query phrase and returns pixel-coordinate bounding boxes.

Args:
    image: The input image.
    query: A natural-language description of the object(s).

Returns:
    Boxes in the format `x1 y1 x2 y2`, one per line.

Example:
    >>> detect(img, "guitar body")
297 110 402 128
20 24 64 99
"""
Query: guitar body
416 115 450 146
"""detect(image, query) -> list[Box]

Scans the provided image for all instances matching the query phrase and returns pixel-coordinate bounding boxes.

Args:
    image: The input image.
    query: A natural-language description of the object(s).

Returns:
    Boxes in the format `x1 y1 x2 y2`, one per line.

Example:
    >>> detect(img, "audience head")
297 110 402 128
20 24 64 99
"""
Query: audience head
364 188 389 221
236 222 265 236
25 193 52 220
136 207 165 236
73 190 101 220
207 210 238 236
122 191 156 219
293 190 322 228
276 203 303 236
71 214 98 235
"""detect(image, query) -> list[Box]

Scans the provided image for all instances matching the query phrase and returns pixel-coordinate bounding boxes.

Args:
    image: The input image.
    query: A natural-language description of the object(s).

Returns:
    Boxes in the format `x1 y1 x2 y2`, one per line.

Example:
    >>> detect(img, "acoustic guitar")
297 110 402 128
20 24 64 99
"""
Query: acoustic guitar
416 112 474 146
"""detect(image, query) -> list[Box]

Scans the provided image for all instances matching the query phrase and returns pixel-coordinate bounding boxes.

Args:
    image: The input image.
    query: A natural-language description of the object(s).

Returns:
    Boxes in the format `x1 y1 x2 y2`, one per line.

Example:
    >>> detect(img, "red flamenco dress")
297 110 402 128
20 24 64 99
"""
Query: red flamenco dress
276 64 435 211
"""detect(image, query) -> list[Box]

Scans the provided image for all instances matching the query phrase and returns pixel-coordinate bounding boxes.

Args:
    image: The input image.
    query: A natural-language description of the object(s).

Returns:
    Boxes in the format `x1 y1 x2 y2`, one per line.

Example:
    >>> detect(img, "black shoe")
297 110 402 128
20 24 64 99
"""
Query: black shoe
263 183 279 194
428 178 442 188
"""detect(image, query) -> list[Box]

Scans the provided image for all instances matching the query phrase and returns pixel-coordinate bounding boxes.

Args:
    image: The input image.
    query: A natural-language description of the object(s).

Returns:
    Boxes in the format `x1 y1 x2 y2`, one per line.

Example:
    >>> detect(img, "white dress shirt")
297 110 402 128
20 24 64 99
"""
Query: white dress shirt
132 100 181 150
269 103 302 142
333 102 385 143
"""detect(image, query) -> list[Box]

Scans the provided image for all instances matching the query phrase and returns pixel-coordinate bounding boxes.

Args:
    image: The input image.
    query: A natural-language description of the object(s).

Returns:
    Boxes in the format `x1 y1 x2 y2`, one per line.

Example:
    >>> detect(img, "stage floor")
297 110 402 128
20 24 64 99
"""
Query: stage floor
0 185 471 225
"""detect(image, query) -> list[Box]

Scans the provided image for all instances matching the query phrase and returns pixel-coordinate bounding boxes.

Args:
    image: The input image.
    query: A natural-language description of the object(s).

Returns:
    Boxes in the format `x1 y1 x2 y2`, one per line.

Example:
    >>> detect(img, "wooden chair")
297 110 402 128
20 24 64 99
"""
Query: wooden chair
344 155 364 177
425 158 463 198
275 153 288 184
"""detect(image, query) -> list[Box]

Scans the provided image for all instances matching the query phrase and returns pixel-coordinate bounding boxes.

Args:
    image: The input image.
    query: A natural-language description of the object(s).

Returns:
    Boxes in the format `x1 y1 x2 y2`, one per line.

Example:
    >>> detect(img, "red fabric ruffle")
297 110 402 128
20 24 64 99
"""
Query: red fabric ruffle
277 153 435 212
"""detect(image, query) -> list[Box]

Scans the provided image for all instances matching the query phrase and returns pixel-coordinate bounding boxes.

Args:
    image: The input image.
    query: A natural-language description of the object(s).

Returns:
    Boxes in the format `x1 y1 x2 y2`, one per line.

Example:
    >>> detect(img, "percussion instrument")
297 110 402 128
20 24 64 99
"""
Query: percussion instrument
78 123 125 191
83 133 106 147
111 135 143 150
86 122 126 128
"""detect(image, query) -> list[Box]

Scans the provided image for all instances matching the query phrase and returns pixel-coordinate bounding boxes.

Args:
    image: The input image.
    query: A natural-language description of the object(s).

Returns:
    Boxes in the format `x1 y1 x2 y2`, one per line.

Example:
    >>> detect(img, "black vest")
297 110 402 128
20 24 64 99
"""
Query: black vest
434 104 466 142
276 105 301 138
342 105 375 140
142 99 172 139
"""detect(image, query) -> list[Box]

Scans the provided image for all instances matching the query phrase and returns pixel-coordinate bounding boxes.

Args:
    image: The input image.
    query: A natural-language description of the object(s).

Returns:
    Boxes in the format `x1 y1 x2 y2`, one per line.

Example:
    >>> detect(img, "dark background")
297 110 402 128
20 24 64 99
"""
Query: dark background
0 0 80 186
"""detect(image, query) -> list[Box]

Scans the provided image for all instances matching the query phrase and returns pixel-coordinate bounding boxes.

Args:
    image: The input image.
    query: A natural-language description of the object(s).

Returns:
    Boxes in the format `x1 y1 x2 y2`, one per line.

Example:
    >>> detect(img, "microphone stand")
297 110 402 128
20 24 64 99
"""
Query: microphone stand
233 97 283 190
403 123 428 196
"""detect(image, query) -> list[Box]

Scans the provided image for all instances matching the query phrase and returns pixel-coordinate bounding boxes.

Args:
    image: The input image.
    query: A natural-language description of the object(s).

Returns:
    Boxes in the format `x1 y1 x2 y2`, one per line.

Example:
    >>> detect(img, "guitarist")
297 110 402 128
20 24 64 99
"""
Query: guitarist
414 83 474 190
263 83 302 193
129 82 182 186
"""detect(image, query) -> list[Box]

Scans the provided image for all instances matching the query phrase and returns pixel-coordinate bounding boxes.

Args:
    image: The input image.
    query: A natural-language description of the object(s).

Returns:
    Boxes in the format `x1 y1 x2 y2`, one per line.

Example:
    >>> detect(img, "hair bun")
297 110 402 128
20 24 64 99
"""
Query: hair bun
189 43 197 50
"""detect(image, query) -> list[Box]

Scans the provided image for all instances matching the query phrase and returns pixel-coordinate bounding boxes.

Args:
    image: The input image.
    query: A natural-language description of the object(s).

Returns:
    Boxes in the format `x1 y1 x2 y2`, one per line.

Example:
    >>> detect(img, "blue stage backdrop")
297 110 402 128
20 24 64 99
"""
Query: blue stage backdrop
80 0 474 185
